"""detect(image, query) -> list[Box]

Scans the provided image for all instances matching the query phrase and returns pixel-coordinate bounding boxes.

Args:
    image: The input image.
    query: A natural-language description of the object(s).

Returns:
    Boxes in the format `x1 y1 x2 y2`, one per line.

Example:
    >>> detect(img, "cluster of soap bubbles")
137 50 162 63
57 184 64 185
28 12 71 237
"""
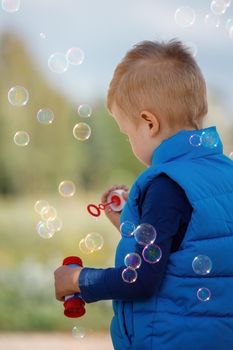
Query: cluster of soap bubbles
192 254 212 302
48 47 84 74
1 0 20 12
34 200 63 239
120 223 162 283
79 232 104 254
189 130 219 149
73 104 93 142
72 325 85 339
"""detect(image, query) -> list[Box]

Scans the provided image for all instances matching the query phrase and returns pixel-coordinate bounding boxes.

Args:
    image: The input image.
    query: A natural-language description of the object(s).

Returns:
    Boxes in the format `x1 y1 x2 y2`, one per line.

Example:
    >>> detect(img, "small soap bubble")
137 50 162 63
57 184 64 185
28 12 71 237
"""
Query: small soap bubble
204 13 221 28
120 221 135 237
186 42 198 57
174 7 196 27
229 151 233 160
78 104 92 118
14 131 30 147
73 123 91 141
40 206 57 221
58 181 76 197
85 233 104 252
122 267 137 283
37 108 54 124
201 130 219 148
34 200 49 214
189 134 202 147
134 224 157 246
225 0 232 7
79 238 92 254
47 217 63 232
48 52 68 73
39 32 46 39
71 326 85 339
192 255 212 275
124 253 142 269
66 48 85 65
210 0 227 15
142 244 162 264
8 86 29 106
197 287 211 302
2 0 20 12
36 220 55 239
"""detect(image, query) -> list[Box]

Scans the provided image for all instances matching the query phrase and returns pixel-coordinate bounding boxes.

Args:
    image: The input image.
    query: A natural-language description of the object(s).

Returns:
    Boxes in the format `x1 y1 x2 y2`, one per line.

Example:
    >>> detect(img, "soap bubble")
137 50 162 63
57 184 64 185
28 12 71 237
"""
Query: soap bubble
225 18 233 31
79 238 92 254
134 224 157 245
37 108 54 124
40 206 57 221
229 25 233 39
197 287 211 302
66 48 85 65
192 255 212 275
201 130 219 148
120 221 135 237
71 326 85 339
210 0 227 15
142 244 162 264
174 7 196 27
229 151 233 160
225 0 232 6
8 86 29 106
189 134 202 147
204 13 221 28
58 181 76 197
186 41 198 57
39 32 46 39
34 200 49 214
78 104 92 118
47 217 63 232
122 267 137 283
85 233 104 252
73 123 91 141
2 0 20 12
14 131 30 146
48 52 68 73
36 220 55 239
124 253 142 269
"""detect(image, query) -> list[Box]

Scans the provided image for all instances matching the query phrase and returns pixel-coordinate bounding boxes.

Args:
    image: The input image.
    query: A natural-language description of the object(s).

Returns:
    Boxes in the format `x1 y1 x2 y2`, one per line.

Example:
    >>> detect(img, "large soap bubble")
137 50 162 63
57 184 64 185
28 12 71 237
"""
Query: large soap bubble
134 224 157 245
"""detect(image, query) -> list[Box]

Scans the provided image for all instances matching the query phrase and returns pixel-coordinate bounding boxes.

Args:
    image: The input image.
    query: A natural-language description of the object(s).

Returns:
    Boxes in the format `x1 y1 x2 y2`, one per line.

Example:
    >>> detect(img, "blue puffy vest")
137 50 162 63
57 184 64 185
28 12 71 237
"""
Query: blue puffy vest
110 126 233 350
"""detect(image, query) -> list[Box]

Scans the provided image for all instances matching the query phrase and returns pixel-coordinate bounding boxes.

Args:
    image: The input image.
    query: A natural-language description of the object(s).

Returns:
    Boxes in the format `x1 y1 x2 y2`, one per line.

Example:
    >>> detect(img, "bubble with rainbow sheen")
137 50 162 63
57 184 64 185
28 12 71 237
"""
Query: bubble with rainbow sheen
85 232 104 252
59 180 76 197
204 13 220 28
189 134 202 147
210 0 227 16
142 244 162 264
201 130 219 148
134 223 157 246
174 6 196 27
47 217 63 232
122 267 137 283
124 253 142 269
120 221 135 237
40 206 57 221
73 122 91 141
14 131 30 147
48 52 68 73
34 200 49 214
8 86 29 106
37 108 54 124
2 0 20 12
78 104 92 118
66 48 85 65
192 255 212 275
36 220 55 239
71 325 85 339
197 287 211 302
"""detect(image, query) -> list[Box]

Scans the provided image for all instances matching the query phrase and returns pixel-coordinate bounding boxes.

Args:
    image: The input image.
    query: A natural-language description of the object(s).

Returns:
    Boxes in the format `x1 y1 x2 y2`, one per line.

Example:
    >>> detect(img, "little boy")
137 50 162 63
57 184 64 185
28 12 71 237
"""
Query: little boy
54 40 233 350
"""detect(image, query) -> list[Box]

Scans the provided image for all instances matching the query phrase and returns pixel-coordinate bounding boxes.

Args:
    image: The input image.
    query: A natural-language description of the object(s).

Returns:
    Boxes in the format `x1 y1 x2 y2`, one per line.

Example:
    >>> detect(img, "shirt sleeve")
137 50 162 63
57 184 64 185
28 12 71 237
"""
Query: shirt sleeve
79 174 192 303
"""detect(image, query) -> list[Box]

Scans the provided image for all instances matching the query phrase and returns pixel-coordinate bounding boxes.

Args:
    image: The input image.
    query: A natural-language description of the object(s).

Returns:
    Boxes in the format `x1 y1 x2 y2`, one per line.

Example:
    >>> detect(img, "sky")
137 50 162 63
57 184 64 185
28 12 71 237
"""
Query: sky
0 0 233 116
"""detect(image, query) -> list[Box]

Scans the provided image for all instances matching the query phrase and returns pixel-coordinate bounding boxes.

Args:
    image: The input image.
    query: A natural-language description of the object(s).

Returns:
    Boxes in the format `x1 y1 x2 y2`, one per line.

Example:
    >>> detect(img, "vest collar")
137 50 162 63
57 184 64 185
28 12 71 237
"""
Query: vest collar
151 126 223 166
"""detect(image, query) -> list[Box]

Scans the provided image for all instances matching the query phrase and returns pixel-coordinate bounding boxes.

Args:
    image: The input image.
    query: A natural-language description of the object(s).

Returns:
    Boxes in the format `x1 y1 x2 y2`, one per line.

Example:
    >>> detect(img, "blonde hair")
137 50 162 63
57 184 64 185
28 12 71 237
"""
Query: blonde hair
107 39 208 129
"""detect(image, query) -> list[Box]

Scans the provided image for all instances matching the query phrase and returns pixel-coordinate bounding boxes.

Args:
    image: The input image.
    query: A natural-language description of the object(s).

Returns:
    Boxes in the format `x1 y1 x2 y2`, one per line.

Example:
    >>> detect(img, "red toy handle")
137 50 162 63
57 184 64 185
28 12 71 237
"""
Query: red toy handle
62 256 86 318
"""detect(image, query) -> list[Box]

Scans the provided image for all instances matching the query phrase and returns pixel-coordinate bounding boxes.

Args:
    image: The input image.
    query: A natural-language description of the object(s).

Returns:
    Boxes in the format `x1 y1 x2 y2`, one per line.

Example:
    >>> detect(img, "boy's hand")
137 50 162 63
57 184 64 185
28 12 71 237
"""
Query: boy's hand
101 185 129 231
54 265 82 301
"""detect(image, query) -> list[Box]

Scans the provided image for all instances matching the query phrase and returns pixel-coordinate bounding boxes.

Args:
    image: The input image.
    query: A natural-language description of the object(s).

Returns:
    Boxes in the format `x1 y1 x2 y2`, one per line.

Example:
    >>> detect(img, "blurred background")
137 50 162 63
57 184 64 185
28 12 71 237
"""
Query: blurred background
0 0 233 349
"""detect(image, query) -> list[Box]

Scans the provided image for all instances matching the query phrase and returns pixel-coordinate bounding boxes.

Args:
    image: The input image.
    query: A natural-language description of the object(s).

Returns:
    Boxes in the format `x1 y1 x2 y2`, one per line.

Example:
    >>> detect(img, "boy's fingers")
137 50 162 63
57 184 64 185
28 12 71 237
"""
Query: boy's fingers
101 185 129 203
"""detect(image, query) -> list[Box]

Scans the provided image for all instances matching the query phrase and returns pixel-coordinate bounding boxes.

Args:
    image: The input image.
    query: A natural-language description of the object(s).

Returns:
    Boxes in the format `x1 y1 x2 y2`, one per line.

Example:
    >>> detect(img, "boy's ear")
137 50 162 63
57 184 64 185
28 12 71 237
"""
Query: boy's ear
140 110 160 136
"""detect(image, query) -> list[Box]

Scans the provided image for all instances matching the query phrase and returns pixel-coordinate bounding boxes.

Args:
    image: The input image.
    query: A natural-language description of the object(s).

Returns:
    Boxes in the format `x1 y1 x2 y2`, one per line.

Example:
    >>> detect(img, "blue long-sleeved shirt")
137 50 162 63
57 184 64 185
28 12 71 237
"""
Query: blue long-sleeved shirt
79 174 192 302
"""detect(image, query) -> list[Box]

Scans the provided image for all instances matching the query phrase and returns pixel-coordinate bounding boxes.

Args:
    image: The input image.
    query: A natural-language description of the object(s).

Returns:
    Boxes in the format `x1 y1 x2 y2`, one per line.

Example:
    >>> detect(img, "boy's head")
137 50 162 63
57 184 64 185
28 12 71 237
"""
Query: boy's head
107 39 208 166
